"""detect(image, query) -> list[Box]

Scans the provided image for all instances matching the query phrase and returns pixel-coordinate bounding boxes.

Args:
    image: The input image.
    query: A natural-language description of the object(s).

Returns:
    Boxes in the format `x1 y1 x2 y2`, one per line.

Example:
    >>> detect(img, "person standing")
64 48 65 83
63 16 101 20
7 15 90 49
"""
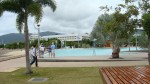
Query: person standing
29 47 33 63
30 45 38 67
40 43 45 58
48 44 52 57
51 42 56 58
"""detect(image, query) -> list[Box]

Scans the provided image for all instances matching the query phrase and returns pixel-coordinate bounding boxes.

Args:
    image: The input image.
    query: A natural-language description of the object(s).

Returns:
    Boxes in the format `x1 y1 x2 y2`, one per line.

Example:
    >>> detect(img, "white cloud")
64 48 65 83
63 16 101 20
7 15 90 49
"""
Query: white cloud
39 0 102 34
0 12 17 35
0 0 124 36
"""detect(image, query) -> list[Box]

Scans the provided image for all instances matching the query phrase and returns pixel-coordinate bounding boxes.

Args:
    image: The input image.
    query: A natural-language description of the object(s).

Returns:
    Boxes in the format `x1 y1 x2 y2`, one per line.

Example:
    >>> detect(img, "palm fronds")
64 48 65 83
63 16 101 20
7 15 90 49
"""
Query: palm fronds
36 0 56 12
16 13 24 33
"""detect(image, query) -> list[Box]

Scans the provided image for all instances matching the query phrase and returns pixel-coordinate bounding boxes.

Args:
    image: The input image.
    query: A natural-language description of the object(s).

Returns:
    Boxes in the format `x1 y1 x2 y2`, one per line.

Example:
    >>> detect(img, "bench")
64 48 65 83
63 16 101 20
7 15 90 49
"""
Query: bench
99 66 150 84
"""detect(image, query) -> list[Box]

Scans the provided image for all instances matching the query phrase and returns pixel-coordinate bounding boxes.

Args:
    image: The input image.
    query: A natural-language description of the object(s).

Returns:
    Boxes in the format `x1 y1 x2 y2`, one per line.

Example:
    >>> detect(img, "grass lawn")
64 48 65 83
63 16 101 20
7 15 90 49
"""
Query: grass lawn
0 67 102 84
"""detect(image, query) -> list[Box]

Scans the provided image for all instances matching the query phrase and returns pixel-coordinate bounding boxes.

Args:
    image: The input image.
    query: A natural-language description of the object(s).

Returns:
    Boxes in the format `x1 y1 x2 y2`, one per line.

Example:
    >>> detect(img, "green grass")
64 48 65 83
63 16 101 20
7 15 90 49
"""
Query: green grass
0 67 102 84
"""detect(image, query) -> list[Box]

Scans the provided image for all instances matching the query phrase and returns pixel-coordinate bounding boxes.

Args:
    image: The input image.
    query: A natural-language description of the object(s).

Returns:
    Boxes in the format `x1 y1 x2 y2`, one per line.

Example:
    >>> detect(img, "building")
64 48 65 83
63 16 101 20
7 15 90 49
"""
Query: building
29 33 43 41
29 33 90 42
41 33 90 41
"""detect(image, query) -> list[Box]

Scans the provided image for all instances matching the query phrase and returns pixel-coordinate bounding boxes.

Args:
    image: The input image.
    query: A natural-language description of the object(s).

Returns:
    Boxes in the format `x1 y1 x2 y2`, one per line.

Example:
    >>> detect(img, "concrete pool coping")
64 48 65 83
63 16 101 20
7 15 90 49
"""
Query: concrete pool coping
38 53 148 62
38 58 147 62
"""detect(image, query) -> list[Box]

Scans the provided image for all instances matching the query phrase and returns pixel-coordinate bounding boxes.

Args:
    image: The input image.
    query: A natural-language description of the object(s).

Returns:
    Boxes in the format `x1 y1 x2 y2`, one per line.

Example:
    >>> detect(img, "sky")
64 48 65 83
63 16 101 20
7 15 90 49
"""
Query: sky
0 0 123 36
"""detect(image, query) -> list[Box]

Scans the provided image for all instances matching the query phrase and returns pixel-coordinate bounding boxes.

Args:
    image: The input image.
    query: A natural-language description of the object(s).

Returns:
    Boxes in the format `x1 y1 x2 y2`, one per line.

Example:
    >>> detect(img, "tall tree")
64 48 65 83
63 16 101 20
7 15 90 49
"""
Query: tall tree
91 14 112 46
139 0 150 65
0 0 56 74
142 13 150 64
99 1 139 58
125 0 150 64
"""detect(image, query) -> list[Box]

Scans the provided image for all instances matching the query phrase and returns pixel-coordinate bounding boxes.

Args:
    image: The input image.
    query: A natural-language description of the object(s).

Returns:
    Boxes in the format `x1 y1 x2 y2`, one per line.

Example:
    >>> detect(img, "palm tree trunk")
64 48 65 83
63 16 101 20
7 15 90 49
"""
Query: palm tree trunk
24 14 32 74
148 36 150 65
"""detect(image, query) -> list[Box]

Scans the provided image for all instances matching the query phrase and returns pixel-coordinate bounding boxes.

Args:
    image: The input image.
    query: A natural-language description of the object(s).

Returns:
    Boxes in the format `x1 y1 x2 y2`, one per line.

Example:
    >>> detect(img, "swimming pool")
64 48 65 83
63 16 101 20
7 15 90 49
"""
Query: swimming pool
44 47 144 57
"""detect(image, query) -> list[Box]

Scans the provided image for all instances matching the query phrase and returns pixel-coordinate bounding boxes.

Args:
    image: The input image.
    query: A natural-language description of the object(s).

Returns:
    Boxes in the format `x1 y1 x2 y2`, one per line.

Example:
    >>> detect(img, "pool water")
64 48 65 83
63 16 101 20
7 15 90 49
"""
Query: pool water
44 47 144 57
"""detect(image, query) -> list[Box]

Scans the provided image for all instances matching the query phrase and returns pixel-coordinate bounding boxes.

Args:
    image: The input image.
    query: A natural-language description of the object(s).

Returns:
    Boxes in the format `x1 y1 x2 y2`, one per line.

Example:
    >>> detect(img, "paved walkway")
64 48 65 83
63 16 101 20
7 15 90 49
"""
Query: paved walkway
0 52 149 72
0 49 25 62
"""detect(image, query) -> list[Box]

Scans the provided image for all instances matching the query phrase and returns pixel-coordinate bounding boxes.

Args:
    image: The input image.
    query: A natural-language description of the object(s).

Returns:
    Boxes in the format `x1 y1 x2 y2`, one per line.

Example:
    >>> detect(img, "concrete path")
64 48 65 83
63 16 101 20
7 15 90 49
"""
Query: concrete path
0 56 149 72
0 49 25 62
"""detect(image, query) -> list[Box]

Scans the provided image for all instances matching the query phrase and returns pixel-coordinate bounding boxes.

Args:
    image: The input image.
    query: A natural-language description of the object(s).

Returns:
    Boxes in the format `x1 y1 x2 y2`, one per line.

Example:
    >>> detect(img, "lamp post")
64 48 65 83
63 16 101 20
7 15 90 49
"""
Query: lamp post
64 40 66 48
135 19 142 51
93 39 97 47
60 40 62 48
93 38 97 56
34 23 40 67
77 33 80 48
126 19 142 51
127 31 130 52
55 40 57 49
61 40 64 48
34 23 40 58
135 30 138 51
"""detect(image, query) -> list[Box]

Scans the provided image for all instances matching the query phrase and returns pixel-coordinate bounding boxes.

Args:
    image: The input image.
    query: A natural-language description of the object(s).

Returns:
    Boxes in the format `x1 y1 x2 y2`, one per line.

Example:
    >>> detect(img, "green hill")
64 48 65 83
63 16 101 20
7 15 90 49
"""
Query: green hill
0 31 61 44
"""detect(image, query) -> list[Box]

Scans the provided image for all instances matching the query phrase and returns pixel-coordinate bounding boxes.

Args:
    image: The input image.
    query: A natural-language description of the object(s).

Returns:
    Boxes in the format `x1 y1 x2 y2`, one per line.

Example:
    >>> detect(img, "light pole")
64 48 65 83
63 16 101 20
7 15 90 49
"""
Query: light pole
135 19 142 51
93 38 97 56
61 40 64 48
93 39 97 47
34 23 40 58
127 31 130 52
64 40 66 48
135 31 138 51
55 40 57 49
129 41 131 51
77 33 80 48
126 19 141 51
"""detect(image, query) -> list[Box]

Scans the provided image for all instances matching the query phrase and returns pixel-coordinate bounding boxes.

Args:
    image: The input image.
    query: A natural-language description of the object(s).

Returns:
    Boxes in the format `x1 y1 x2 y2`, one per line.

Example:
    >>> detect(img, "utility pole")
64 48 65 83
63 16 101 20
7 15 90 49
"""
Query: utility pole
34 23 40 67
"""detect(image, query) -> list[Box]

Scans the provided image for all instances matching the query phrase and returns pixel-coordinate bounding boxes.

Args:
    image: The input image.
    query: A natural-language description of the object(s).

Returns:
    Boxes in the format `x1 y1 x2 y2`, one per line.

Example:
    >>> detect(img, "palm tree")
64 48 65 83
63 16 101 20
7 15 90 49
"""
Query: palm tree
0 4 2 16
0 0 56 74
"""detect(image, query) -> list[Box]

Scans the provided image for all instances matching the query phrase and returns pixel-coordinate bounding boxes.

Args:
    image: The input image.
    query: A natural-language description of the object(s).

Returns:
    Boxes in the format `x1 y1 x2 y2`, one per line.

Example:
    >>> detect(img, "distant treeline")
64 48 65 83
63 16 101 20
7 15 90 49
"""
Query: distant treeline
0 38 93 49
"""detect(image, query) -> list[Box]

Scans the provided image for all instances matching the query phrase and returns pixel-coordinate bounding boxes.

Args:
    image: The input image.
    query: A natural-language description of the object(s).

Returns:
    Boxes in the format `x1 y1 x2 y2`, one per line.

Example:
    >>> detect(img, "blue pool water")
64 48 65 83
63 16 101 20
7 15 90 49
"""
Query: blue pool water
45 47 144 57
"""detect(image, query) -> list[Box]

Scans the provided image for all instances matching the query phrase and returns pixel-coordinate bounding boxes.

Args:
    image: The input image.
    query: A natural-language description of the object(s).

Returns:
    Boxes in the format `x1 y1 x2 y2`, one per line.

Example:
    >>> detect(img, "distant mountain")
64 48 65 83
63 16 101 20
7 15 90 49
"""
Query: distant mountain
0 33 24 44
0 31 61 44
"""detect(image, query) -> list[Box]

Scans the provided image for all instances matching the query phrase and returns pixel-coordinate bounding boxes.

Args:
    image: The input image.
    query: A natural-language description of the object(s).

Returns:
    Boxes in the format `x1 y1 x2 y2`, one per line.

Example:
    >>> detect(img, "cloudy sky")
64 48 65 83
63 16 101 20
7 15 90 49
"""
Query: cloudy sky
0 0 123 36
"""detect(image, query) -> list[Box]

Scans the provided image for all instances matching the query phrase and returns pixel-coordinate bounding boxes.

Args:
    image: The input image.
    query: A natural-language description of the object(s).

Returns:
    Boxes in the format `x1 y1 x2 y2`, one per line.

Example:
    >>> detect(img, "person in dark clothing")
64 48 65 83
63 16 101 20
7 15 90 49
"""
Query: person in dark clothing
48 44 52 57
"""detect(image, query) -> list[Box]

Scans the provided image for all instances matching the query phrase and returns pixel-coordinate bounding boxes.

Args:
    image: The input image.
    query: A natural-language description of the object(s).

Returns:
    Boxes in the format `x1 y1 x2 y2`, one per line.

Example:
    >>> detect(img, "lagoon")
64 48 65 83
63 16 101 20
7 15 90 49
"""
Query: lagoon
44 47 144 57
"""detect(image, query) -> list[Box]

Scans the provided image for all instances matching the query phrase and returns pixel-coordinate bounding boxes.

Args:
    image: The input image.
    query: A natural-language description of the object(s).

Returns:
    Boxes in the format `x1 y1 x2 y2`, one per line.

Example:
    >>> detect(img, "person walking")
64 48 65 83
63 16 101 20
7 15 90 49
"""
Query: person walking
51 42 56 58
30 45 38 67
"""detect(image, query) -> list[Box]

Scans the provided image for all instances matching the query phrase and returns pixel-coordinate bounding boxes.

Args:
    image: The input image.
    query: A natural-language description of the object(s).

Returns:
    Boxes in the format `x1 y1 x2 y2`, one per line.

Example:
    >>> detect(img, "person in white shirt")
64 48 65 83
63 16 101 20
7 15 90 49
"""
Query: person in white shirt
30 45 38 67
30 47 33 63
40 43 45 58
51 42 56 57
